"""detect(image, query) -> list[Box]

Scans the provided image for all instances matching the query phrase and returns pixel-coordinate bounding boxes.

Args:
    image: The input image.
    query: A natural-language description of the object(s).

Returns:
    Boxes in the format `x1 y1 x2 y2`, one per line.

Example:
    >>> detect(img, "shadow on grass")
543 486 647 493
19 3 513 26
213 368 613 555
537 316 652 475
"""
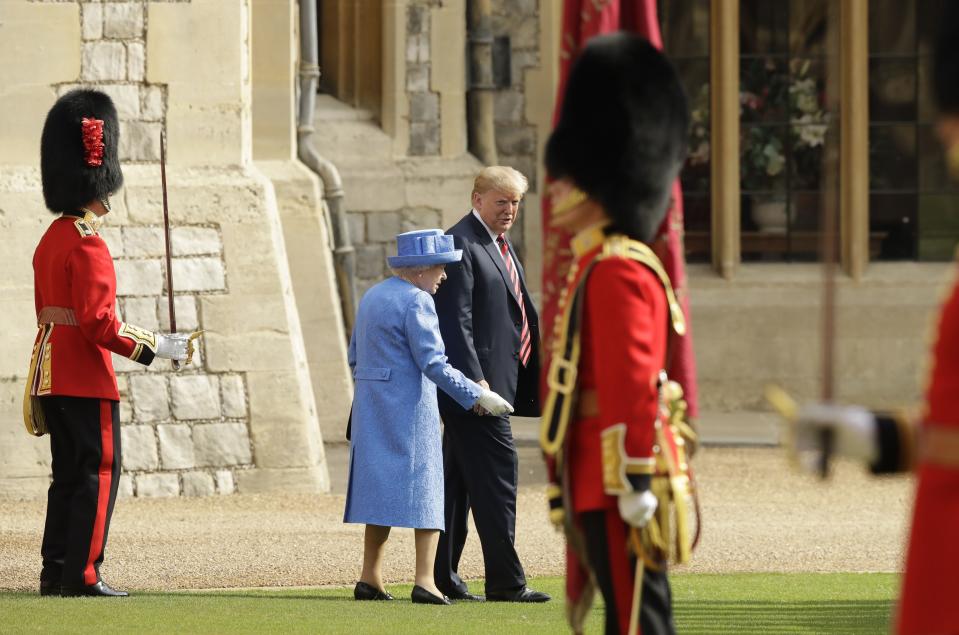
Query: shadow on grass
675 600 893 634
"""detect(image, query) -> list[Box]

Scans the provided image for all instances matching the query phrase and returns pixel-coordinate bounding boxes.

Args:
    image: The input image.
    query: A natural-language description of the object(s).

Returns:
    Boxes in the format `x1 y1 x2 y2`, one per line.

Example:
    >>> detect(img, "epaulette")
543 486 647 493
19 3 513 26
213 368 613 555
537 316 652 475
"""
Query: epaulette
73 218 97 238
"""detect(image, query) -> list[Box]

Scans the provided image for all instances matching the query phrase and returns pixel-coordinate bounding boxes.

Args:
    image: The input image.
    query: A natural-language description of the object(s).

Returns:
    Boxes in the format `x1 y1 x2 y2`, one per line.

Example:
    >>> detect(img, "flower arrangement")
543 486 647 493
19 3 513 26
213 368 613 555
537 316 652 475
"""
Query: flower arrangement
686 57 830 192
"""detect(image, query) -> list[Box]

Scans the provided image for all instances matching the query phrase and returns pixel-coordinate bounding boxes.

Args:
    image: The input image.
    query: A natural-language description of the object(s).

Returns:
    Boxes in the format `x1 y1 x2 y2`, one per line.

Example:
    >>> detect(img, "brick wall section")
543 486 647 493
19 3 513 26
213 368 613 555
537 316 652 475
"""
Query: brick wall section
45 1 253 498
407 0 442 156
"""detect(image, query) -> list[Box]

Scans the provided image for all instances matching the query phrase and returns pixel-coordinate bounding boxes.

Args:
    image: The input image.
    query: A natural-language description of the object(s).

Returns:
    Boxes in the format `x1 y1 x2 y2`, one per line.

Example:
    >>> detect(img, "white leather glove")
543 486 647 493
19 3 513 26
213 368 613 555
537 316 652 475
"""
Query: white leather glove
796 402 878 466
156 332 191 361
475 389 514 416
617 489 658 528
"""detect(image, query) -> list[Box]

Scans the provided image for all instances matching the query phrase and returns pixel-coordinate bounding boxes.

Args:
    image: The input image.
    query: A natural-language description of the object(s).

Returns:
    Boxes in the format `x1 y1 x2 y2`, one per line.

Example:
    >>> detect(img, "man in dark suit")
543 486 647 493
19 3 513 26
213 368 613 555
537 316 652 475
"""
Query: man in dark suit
432 166 550 603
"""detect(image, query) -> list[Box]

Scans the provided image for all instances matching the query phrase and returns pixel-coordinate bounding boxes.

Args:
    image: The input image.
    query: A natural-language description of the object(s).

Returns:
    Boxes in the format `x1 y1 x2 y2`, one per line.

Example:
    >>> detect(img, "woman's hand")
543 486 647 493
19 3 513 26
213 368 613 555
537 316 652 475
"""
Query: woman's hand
476 389 514 416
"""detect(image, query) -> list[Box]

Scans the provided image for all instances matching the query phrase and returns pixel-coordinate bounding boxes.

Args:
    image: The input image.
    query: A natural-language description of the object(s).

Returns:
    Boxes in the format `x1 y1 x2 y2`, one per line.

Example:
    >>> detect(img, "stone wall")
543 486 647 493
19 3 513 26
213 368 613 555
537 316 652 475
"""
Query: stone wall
406 0 442 156
0 0 334 498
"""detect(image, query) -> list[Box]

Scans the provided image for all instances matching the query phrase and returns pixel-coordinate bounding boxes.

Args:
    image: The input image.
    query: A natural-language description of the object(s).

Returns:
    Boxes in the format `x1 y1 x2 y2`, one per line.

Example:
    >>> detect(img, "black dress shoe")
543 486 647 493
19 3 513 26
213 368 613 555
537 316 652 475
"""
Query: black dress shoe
39 581 59 597
411 585 451 605
446 588 485 602
60 581 129 597
354 581 393 601
486 586 551 603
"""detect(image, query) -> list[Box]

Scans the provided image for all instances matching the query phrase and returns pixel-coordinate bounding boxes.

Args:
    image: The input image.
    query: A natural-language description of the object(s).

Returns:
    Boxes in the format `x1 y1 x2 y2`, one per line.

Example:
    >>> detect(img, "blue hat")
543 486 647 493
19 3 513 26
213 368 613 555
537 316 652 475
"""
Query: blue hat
387 229 462 268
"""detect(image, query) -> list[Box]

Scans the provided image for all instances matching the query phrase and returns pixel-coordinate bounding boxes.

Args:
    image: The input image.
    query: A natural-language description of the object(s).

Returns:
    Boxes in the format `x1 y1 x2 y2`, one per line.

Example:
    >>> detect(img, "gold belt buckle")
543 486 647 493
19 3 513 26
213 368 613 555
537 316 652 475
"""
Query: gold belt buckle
547 357 578 395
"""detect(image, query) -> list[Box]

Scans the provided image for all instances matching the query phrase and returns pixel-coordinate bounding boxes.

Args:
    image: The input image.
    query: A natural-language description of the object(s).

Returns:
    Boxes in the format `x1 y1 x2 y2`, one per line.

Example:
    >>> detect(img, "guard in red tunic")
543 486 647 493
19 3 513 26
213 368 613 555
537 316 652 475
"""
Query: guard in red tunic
791 9 959 634
540 35 697 635
24 90 194 597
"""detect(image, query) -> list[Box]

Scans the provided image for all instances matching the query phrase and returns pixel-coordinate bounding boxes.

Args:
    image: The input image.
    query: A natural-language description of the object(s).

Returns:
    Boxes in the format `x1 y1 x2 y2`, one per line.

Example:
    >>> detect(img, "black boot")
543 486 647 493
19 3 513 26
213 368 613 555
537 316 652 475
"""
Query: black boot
60 581 129 597
39 581 60 597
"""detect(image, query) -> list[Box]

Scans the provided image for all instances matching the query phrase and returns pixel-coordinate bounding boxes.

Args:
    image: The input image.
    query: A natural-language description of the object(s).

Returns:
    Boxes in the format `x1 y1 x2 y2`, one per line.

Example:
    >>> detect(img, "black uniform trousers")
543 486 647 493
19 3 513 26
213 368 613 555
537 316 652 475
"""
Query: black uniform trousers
580 510 675 635
434 413 526 595
40 396 121 588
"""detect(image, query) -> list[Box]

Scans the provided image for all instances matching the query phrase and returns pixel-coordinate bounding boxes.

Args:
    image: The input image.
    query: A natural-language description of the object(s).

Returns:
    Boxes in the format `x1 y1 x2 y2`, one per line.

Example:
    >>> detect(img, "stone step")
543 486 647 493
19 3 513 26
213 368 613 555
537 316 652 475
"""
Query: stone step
314 94 376 122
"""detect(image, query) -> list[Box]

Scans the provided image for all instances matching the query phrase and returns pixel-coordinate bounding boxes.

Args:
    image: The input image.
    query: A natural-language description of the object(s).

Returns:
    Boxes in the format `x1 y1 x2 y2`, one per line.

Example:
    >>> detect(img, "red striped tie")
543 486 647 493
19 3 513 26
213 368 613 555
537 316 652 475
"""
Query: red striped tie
498 234 532 366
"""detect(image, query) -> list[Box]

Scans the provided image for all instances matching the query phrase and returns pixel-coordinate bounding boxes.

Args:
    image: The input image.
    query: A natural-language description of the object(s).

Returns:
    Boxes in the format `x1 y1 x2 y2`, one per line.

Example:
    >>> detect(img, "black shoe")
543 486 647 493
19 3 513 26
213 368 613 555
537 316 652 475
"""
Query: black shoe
411 585 451 605
39 581 59 597
486 586 551 603
354 581 393 601
446 588 485 602
60 581 129 597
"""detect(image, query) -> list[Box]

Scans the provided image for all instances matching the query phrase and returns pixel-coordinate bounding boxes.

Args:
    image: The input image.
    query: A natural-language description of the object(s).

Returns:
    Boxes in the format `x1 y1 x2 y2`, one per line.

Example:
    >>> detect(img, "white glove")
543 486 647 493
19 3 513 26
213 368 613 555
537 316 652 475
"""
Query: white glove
617 489 658 528
475 389 514 416
796 402 878 465
156 332 190 361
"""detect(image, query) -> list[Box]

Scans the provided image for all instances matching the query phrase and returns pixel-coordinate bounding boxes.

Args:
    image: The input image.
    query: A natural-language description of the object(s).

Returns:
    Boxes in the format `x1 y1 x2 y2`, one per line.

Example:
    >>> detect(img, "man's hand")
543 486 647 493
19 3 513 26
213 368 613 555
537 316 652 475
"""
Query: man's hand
156 331 202 364
472 379 491 414
475 389 514 417
617 489 658 527
796 402 878 468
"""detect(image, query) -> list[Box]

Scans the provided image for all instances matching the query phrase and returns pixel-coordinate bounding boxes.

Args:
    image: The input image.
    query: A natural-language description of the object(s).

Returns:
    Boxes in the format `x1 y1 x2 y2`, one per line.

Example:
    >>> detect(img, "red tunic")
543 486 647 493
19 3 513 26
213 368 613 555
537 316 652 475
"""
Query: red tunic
897 272 959 635
28 213 157 401
563 229 668 512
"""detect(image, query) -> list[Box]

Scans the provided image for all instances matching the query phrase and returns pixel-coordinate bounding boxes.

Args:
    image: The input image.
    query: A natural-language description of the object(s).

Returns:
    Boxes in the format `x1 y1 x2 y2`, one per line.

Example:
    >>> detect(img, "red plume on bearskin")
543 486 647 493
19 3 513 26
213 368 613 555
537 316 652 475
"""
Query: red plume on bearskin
40 89 123 213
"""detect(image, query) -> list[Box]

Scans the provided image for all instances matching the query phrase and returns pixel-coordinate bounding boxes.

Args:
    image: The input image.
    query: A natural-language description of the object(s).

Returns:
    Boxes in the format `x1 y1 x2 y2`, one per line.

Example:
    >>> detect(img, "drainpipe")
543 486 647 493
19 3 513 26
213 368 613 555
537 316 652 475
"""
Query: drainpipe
467 0 499 165
297 0 357 333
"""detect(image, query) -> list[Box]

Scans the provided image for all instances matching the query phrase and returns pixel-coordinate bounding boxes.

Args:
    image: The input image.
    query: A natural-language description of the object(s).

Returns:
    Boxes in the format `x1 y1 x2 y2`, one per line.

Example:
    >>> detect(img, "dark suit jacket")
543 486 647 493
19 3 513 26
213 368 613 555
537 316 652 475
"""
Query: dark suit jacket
434 212 542 419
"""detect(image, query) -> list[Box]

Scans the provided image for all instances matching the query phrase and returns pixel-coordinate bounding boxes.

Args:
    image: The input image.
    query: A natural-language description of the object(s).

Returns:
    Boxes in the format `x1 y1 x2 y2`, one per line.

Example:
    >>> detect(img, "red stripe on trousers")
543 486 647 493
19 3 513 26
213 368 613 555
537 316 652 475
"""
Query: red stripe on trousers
83 400 113 585
605 510 639 634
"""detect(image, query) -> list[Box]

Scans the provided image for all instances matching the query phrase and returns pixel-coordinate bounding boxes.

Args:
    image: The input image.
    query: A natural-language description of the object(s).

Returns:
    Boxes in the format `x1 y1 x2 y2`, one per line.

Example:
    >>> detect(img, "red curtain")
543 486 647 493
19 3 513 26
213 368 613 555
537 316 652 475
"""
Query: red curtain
541 0 699 419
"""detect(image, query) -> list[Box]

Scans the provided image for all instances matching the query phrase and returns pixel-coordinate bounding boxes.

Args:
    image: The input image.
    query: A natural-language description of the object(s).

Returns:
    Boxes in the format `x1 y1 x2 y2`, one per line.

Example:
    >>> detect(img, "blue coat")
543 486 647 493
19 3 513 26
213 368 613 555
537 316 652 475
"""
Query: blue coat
344 276 481 529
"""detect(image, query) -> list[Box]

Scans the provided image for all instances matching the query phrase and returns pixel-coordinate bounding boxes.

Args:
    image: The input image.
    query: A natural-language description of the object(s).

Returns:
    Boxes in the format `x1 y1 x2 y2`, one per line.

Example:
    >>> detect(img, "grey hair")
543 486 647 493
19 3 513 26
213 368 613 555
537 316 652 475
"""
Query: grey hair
390 265 434 277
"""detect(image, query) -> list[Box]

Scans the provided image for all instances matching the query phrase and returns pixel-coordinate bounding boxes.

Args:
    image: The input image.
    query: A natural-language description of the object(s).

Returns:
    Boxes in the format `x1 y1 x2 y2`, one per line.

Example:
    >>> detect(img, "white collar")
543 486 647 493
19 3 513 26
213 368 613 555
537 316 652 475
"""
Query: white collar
471 208 503 243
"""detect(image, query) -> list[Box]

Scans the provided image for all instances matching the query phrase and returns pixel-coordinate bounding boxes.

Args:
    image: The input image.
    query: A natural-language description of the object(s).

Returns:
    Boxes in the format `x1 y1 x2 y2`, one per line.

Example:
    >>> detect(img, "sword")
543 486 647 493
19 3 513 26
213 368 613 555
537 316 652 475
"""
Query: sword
160 131 179 371
628 527 645 634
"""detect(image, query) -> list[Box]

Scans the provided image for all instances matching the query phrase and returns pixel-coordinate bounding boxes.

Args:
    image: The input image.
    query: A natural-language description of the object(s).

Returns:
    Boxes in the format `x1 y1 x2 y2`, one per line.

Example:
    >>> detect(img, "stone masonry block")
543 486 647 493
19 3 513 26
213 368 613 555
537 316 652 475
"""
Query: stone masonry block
346 213 366 245
130 374 169 422
497 0 537 15
115 259 162 296
182 471 215 497
355 245 386 279
142 86 164 121
220 375 247 418
127 42 145 82
172 227 221 256
511 16 539 50
136 473 180 498
117 474 134 499
171 375 221 420
495 124 536 157
82 41 126 82
407 5 427 35
172 258 225 292
82 4 103 40
104 3 144 39
99 227 123 256
158 296 199 332
119 400 133 424
123 226 165 257
121 425 158 471
113 352 143 374
193 423 253 467
366 212 403 243
157 424 195 470
99 84 140 120
120 121 161 162
401 208 442 232
406 34 429 63
215 470 235 495
122 296 159 331
494 90 524 123
409 92 439 123
406 64 430 92
409 122 440 156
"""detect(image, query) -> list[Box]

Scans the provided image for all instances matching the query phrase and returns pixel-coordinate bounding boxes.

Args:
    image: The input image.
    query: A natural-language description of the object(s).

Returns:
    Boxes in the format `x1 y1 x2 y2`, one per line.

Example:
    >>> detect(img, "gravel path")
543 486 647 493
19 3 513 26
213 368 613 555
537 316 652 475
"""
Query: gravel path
0 448 912 592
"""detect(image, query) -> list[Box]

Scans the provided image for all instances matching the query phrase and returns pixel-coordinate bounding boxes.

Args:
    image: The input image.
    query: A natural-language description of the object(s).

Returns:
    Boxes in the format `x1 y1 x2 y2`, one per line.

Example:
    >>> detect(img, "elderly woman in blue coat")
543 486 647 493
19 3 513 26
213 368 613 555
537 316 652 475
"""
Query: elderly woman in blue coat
345 229 513 605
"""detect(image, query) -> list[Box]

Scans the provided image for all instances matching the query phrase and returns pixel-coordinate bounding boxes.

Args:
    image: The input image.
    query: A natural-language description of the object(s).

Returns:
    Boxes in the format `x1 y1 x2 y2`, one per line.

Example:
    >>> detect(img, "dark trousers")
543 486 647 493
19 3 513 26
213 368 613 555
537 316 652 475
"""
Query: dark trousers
40 396 121 588
580 510 675 635
434 414 526 595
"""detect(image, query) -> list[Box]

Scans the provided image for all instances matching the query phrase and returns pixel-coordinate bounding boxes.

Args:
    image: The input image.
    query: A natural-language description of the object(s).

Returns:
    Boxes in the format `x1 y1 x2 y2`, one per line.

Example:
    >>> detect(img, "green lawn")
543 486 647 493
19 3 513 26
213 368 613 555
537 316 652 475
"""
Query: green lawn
0 573 896 634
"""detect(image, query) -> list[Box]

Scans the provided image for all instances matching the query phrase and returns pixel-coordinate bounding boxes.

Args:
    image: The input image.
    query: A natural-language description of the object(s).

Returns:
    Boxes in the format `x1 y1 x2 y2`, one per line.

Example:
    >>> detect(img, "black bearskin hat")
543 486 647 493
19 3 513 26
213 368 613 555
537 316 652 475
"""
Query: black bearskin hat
934 3 959 115
40 89 123 214
545 33 688 243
